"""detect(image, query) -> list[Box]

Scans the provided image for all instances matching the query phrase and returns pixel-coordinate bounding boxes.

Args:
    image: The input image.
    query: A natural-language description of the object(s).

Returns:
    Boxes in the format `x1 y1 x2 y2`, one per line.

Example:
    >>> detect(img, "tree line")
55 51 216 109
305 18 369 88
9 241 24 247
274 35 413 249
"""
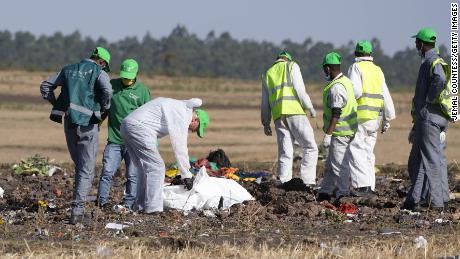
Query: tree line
0 25 449 87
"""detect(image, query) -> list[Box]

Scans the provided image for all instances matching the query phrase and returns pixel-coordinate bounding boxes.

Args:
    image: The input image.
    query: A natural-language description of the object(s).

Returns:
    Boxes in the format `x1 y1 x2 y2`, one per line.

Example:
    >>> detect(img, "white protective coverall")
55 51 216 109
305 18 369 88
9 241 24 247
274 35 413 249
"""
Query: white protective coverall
120 97 200 213
319 73 353 197
261 60 318 184
347 57 396 190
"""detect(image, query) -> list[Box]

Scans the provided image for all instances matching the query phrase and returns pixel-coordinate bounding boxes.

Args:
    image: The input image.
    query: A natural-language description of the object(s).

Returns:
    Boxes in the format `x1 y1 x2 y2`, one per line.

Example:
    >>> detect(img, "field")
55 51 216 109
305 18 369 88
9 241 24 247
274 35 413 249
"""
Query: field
0 70 460 258
0 70 459 164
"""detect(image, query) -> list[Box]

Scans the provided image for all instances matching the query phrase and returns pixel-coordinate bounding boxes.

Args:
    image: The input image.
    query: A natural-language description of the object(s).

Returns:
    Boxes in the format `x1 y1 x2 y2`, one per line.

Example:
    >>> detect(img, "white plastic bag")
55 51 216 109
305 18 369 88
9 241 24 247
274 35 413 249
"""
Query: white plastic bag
163 167 253 211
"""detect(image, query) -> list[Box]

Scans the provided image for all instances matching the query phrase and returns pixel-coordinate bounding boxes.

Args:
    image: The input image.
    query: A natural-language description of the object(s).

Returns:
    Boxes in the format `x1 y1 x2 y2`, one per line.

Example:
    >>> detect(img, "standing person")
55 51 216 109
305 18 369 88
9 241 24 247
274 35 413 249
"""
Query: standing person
317 52 358 201
261 51 318 186
120 97 209 213
405 28 453 211
39 47 113 224
347 40 396 197
97 59 151 210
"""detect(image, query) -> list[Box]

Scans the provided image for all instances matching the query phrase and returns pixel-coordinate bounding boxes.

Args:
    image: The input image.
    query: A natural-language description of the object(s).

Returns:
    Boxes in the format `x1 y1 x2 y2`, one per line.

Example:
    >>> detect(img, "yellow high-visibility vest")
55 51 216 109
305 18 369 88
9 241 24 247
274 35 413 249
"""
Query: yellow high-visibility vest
323 75 358 137
356 61 385 121
264 61 305 120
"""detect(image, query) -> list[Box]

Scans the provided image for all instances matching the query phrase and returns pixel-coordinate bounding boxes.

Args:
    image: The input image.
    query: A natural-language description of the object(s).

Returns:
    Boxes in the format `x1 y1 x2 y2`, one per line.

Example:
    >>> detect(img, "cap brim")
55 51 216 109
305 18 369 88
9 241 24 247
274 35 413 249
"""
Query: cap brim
411 35 418 38
197 123 205 138
120 71 136 80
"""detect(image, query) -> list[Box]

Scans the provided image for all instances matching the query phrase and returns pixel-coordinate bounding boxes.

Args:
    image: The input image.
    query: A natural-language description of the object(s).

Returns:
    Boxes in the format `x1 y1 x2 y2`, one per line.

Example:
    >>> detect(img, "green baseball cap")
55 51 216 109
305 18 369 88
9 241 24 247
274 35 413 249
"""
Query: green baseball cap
195 109 210 138
412 27 437 43
277 51 293 61
355 40 373 54
120 59 139 80
92 46 111 72
322 52 342 66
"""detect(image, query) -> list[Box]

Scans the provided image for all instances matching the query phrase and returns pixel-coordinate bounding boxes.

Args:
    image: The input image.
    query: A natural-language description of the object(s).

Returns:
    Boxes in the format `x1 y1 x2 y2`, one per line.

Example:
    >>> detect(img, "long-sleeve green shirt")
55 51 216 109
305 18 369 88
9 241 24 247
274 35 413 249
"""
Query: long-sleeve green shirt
107 78 151 144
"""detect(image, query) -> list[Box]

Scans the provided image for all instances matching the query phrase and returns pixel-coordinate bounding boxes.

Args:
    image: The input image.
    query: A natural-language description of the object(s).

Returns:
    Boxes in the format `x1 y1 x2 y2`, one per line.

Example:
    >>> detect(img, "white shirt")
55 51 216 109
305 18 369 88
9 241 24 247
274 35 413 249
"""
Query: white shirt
347 57 396 121
125 97 202 177
261 60 314 126
328 73 348 109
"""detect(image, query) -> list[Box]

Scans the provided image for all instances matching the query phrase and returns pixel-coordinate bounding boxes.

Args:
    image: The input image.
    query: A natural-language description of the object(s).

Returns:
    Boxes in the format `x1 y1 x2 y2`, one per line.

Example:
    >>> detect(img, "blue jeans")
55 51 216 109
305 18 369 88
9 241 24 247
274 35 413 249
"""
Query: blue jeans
97 143 138 208
64 117 99 216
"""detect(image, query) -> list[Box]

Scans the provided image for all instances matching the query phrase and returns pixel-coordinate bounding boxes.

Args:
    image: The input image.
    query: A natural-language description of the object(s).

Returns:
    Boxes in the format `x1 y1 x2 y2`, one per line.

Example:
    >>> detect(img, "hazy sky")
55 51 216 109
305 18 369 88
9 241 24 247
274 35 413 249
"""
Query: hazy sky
1 0 451 55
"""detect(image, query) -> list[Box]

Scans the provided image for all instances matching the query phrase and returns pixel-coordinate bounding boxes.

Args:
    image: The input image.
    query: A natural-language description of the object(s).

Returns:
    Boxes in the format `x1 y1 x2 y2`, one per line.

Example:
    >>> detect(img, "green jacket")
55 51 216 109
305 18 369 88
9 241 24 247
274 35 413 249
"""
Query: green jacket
50 59 102 125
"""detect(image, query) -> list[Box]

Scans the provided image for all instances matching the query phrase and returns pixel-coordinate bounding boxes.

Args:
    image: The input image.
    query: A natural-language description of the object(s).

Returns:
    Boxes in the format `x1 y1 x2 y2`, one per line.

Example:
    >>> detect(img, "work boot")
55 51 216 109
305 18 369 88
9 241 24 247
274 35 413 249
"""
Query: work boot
351 187 376 197
317 192 331 202
401 201 424 212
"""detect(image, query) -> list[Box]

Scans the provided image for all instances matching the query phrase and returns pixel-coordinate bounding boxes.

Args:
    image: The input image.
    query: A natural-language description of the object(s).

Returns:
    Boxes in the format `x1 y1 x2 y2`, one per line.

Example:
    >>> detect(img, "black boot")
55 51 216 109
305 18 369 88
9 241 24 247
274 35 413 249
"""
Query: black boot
351 186 376 197
317 192 331 202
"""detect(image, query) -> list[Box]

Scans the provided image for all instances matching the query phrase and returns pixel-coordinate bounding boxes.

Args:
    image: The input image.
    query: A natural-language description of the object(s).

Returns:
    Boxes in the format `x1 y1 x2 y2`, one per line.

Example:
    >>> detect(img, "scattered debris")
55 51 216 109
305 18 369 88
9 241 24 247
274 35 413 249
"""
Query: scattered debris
105 223 129 231
113 205 132 214
35 228 49 239
202 210 216 218
38 200 48 207
11 154 57 176
434 218 451 224
0 186 3 198
400 209 421 216
413 236 428 249
379 229 402 235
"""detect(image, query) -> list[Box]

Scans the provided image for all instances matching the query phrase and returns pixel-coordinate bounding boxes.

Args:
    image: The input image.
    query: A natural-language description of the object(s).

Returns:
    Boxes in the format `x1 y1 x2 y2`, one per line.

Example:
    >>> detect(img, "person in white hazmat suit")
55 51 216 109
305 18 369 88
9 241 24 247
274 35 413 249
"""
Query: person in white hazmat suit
120 97 210 213
261 51 318 186
347 41 396 197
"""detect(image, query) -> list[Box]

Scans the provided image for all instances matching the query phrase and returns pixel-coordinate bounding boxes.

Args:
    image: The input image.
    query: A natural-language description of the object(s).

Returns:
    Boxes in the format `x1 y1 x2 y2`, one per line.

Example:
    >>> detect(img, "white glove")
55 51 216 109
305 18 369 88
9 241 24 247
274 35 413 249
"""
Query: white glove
309 108 317 118
440 131 446 144
321 134 332 148
408 127 416 144
264 125 272 136
381 120 390 134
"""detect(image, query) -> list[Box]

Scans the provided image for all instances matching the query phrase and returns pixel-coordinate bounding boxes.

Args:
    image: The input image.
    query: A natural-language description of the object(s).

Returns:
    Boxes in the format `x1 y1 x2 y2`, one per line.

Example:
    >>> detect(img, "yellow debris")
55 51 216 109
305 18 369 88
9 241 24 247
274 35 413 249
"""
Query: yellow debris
166 169 179 178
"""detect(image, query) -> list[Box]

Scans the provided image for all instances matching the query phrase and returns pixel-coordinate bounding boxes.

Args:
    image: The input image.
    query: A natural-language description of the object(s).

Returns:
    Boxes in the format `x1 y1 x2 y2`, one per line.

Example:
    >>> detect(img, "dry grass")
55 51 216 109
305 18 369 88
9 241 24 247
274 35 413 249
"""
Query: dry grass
0 70 459 165
1 236 459 258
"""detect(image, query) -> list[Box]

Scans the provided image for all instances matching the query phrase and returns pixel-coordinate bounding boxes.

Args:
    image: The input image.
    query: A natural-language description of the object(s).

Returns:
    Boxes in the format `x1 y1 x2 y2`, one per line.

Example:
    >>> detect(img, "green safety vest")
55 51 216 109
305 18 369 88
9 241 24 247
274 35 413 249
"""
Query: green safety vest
264 61 306 121
356 61 384 121
323 75 358 137
50 60 102 126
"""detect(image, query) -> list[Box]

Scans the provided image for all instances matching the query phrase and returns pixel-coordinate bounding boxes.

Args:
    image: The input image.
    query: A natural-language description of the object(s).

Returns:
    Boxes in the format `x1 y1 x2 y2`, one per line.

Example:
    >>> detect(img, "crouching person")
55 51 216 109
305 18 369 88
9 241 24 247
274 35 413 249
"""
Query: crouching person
120 97 210 213
97 59 151 210
317 52 358 202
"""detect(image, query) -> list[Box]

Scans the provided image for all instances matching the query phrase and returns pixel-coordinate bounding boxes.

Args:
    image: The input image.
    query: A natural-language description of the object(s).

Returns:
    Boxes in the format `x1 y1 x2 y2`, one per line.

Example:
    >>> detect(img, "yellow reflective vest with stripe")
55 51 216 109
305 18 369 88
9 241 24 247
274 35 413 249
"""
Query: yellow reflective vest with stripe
356 61 384 121
323 75 358 137
264 61 306 121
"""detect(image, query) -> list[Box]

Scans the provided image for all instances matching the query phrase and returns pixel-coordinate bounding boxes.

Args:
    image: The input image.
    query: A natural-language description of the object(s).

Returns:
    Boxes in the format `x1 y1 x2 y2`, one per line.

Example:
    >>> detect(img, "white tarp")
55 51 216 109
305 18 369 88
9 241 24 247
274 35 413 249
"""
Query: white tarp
163 167 254 211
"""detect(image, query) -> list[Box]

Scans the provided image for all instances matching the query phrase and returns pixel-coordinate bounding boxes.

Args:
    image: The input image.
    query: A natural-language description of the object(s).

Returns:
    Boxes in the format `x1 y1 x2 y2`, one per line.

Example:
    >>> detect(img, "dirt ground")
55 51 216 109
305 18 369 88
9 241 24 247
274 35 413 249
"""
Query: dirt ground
1 161 460 257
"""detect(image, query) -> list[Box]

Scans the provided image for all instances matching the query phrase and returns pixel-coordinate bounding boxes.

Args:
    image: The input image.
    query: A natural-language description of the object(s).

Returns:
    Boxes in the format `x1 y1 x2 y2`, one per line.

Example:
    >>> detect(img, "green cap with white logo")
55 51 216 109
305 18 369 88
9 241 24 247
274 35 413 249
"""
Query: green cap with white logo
120 59 139 80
